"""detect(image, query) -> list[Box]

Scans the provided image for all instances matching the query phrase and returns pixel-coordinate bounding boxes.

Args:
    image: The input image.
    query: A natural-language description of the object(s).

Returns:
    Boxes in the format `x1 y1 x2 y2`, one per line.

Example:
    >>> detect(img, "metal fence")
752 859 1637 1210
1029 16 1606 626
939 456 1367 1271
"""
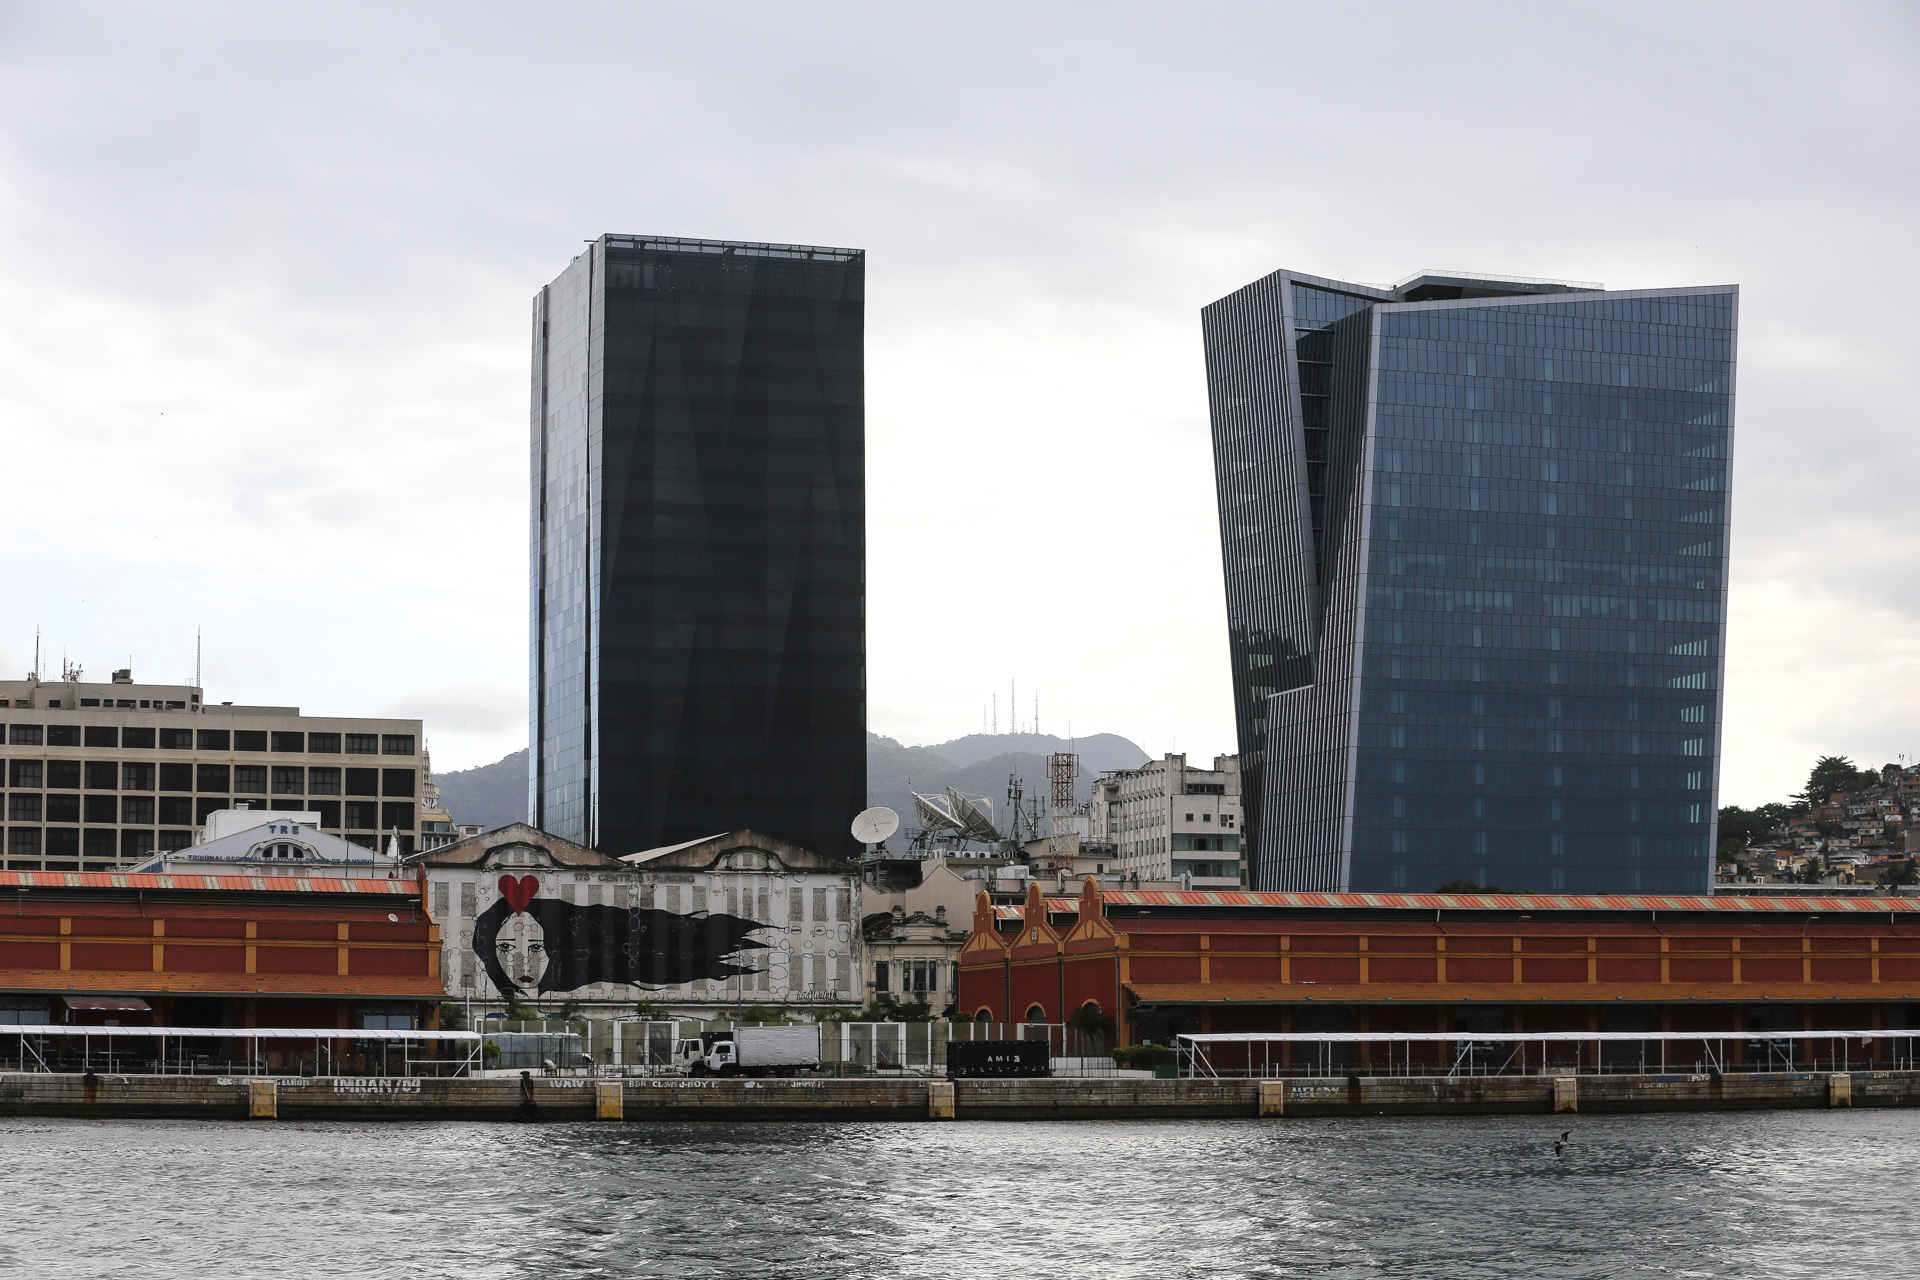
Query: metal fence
476 1018 1141 1076
1176 1030 1920 1079
0 1026 482 1077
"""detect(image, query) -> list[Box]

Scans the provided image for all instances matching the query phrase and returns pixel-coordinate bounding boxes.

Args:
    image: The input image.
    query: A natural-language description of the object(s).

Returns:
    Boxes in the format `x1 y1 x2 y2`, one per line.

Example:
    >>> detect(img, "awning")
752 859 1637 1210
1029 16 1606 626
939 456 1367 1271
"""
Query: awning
61 996 153 1013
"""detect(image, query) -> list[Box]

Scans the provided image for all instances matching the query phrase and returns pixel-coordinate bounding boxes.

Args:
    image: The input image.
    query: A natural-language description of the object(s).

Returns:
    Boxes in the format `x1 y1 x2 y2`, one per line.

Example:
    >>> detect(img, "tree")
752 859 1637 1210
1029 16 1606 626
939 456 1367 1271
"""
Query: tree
1068 1002 1117 1053
437 1002 467 1031
1796 855 1828 885
1884 859 1920 887
1718 805 1785 848
1798 756 1880 805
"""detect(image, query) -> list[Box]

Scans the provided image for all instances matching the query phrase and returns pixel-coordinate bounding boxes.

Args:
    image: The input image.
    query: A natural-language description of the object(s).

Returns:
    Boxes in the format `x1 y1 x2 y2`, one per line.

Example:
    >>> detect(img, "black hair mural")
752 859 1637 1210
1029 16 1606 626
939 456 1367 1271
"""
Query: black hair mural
473 896 769 998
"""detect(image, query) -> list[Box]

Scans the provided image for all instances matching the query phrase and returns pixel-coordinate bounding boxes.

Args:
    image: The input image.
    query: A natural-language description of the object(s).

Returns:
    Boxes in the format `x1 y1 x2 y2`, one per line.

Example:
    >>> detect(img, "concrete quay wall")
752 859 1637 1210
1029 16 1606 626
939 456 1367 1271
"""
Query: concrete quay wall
6 1071 1920 1121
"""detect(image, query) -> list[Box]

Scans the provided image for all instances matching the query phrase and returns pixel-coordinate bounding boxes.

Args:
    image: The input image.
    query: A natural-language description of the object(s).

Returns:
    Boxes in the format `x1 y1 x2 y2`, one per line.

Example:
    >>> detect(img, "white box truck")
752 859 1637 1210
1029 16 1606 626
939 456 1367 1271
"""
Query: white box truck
683 1025 821 1077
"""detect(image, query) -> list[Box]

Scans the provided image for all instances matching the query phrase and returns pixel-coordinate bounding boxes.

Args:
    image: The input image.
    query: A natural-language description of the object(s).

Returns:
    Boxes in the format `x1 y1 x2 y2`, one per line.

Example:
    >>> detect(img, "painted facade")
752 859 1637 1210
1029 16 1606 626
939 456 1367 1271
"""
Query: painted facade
422 824 862 1016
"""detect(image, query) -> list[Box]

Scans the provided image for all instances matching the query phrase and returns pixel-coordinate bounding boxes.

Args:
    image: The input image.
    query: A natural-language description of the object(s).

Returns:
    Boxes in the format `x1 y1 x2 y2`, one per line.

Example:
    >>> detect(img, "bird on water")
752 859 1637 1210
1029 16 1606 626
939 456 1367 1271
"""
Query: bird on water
1553 1131 1572 1156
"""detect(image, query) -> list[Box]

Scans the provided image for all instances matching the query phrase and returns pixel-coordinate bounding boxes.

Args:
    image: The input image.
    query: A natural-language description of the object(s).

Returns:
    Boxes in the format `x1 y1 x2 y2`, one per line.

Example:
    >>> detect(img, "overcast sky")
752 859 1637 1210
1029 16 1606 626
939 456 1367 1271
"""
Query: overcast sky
1 2 1916 804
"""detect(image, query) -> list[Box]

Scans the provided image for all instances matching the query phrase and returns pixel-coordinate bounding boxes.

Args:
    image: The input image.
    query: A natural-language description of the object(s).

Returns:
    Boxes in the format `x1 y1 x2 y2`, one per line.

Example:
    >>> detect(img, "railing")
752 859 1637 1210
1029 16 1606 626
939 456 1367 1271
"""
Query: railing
0 1026 482 1077
472 1019 1137 1076
1175 1030 1920 1079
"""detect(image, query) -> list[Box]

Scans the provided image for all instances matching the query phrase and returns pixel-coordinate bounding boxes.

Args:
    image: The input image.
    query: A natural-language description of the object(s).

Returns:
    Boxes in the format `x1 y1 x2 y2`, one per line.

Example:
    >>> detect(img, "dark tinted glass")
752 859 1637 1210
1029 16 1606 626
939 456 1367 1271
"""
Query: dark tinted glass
122 727 155 749
197 730 229 751
234 731 268 752
84 726 118 748
308 733 341 754
532 237 867 857
271 732 305 752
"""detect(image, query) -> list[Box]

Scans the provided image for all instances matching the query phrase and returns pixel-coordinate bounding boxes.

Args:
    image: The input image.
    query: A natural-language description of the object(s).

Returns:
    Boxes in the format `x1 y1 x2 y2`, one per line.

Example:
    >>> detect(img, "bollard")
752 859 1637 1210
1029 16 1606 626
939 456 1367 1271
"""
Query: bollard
1259 1080 1285 1118
928 1081 955 1120
1553 1076 1578 1114
595 1080 624 1120
249 1078 277 1120
1829 1074 1852 1107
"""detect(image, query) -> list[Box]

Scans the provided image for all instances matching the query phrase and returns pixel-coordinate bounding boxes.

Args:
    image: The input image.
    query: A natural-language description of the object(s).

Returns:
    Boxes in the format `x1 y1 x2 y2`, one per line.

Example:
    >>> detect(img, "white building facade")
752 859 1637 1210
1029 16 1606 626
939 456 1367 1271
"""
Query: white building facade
1091 754 1243 888
421 825 862 1018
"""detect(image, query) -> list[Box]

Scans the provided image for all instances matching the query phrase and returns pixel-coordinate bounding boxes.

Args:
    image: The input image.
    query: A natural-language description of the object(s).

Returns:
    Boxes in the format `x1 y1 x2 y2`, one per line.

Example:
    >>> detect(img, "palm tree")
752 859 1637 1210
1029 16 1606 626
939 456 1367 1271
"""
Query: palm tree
1067 1002 1116 1055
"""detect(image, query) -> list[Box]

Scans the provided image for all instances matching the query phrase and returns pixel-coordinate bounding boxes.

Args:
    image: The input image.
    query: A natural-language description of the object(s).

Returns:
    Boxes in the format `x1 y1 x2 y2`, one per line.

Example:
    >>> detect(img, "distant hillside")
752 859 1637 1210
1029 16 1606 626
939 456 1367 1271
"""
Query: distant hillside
434 731 1154 845
433 748 528 831
866 731 1149 843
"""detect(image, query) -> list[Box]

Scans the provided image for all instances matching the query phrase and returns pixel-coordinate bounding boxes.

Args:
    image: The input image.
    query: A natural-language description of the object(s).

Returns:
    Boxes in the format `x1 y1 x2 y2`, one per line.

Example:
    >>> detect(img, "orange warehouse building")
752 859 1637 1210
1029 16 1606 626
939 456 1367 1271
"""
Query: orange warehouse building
958 879 1920 1069
0 868 445 1030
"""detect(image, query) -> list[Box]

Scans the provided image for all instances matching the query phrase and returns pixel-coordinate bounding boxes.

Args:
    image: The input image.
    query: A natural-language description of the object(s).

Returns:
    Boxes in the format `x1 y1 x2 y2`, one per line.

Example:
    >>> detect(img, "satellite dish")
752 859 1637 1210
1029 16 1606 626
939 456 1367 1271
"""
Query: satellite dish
851 806 900 845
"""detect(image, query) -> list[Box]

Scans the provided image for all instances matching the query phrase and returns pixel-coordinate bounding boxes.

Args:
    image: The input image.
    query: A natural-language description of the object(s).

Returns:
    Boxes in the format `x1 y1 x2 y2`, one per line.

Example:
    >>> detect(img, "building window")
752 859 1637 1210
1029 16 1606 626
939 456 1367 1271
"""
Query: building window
122 796 154 825
45 725 80 746
121 763 155 791
233 766 267 794
83 726 118 748
44 796 79 823
159 763 193 792
46 761 80 790
6 761 40 789
83 829 117 860
83 762 117 790
310 800 341 827
120 829 155 858
271 732 305 752
7 795 41 821
381 735 416 756
344 801 379 829
158 797 194 825
158 830 193 852
343 768 379 796
122 727 155 749
308 767 341 796
358 1002 416 1030
84 795 117 824
272 767 305 795
8 726 42 746
307 732 341 754
194 797 228 824
874 961 889 992
344 734 378 755
233 731 268 752
196 730 230 751
381 769 415 798
159 729 193 750
381 802 415 831
44 827 78 859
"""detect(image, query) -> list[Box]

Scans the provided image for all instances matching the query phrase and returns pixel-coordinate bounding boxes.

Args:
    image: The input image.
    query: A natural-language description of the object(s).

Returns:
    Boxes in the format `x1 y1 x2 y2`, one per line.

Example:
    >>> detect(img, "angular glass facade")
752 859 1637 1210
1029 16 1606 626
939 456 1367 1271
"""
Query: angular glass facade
531 235 866 859
1205 271 1736 893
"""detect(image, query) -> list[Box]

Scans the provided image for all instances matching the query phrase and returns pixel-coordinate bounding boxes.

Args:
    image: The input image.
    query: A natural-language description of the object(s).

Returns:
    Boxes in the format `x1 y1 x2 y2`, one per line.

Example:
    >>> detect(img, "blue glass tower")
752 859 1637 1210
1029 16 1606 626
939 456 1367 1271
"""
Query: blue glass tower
530 235 866 858
1205 271 1736 893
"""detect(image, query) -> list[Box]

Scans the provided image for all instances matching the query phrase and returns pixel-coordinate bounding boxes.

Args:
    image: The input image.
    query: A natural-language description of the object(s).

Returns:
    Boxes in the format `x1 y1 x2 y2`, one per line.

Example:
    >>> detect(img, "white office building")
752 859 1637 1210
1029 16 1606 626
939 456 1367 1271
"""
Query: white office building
1088 754 1243 887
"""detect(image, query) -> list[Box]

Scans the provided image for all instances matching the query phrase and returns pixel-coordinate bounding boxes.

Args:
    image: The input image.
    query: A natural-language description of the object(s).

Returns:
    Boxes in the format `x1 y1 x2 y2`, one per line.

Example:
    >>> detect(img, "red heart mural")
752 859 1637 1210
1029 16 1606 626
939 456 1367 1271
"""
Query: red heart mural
498 874 539 914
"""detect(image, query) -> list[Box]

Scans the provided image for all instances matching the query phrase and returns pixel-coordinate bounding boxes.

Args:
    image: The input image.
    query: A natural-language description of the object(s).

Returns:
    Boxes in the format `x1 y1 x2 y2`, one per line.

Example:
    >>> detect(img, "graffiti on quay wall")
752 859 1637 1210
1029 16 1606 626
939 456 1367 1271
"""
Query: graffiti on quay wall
472 874 768 998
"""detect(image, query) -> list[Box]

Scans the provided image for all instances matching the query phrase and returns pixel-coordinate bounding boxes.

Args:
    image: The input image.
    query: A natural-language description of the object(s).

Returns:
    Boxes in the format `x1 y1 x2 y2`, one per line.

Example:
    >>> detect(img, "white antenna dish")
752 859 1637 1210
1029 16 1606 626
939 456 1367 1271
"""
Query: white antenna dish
851 806 900 845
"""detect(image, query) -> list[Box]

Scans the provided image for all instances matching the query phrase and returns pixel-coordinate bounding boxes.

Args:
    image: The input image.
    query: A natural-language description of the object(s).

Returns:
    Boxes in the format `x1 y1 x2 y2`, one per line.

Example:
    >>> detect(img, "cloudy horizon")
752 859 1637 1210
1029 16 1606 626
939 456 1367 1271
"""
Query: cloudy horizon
2 2 1917 806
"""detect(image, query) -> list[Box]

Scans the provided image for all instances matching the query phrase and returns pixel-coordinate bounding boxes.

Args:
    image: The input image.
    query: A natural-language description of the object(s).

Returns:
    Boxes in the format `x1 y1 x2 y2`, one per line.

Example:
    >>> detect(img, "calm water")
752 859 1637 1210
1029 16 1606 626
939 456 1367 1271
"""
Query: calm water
3 1111 1914 1278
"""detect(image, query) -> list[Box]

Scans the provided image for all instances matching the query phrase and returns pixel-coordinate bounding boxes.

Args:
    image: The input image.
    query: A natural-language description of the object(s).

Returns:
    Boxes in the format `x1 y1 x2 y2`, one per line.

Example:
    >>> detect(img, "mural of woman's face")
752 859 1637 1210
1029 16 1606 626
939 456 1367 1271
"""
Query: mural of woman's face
495 913 548 993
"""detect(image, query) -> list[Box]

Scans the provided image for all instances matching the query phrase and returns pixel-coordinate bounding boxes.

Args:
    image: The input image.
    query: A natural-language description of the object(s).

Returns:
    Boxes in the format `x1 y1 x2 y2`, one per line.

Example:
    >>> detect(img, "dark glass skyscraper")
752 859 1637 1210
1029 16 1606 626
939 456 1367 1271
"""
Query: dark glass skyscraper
1205 271 1735 894
530 235 866 859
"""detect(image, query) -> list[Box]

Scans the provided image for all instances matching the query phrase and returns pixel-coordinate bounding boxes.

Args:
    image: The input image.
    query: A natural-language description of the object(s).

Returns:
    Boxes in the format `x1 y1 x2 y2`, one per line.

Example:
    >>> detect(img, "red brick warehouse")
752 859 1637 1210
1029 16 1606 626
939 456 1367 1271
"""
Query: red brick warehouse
958 878 1920 1070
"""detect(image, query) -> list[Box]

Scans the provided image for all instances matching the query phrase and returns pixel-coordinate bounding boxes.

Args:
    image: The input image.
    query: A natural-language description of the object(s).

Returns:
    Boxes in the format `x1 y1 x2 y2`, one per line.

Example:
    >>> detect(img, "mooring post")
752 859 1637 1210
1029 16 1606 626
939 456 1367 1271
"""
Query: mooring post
1829 1074 1853 1107
1553 1076 1578 1114
248 1078 277 1120
1259 1079 1285 1117
595 1080 624 1120
928 1080 956 1119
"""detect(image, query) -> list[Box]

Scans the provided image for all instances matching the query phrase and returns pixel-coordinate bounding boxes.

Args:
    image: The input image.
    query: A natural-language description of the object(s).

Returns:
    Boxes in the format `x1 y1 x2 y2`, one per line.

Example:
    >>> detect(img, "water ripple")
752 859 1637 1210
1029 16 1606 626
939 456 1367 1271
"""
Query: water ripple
1 1110 1911 1278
